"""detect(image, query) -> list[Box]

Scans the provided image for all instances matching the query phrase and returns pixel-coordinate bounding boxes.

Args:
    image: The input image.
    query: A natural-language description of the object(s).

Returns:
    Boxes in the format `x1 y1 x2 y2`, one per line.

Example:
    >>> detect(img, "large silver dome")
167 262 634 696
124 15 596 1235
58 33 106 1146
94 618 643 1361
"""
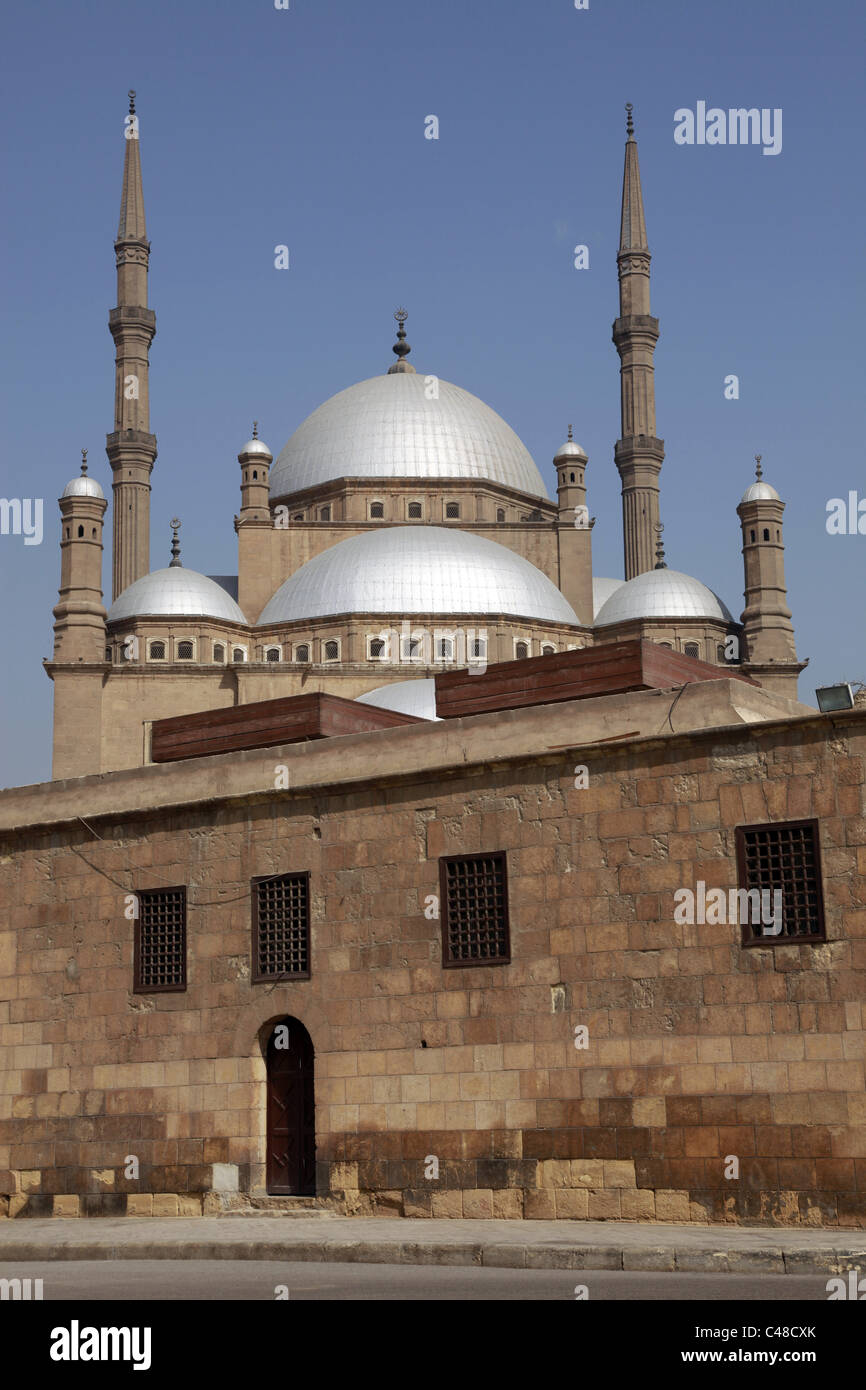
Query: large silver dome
269 372 550 500
740 480 780 503
107 568 247 625
594 568 734 627
356 678 440 721
258 527 580 626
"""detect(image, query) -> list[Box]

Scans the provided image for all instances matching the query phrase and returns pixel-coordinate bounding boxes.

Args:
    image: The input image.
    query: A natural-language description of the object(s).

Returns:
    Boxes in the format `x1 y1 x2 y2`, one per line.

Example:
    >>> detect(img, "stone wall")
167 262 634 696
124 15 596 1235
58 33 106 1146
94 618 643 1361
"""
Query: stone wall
1 706 863 1223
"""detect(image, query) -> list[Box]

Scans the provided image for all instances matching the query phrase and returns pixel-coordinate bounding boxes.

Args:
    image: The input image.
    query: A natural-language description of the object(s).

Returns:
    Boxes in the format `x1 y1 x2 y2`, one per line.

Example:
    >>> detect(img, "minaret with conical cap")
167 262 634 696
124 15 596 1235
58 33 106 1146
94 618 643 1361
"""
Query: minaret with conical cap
106 90 157 599
613 104 664 580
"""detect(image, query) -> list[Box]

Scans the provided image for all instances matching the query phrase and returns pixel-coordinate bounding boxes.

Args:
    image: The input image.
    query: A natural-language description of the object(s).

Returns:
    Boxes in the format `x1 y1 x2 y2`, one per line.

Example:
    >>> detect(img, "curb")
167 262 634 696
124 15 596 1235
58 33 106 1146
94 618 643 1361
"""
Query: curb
0 1236 863 1276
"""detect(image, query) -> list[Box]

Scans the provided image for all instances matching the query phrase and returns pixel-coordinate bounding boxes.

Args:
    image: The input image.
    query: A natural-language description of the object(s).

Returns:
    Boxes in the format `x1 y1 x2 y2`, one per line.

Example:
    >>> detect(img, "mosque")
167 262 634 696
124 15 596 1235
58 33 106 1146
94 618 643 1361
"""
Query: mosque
4 99 863 1228
47 96 805 779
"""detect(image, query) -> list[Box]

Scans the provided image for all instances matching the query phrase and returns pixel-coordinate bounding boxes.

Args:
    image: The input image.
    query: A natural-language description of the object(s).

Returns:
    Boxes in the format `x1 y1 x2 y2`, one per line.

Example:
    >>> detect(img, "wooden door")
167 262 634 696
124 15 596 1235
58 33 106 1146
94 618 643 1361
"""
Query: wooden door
266 1019 315 1195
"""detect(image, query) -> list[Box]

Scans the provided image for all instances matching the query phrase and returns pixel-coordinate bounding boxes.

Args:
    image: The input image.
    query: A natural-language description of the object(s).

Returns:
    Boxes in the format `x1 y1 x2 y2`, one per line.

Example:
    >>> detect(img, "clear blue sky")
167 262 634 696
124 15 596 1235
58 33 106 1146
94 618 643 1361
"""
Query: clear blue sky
1 0 863 788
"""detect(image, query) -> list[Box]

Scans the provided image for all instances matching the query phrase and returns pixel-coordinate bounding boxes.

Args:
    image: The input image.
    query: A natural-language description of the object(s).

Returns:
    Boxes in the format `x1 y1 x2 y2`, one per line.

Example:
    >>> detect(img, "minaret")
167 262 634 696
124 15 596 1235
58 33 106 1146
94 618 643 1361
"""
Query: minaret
613 104 664 580
106 90 157 600
736 456 806 698
555 426 594 627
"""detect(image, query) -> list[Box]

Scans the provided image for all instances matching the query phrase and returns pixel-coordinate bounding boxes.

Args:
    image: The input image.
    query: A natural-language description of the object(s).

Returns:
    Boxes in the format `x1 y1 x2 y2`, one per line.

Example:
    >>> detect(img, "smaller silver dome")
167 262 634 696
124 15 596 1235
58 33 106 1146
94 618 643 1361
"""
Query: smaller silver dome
62 475 105 500
555 440 588 461
356 678 440 721
107 568 247 625
740 480 780 503
239 438 272 459
594 568 734 627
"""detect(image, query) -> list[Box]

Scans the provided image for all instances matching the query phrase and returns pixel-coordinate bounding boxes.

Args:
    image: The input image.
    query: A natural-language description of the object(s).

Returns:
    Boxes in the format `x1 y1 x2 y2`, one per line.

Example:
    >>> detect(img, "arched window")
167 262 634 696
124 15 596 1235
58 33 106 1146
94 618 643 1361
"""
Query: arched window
64 528 69 539
515 642 529 659
717 644 727 663
541 644 555 656
684 642 700 660
252 470 258 480
265 647 281 662
471 637 486 659
445 501 460 519
77 525 84 537
659 642 673 649
369 638 386 659
570 472 575 483
436 637 453 660
105 647 112 662
763 528 770 542
91 528 97 537
320 505 331 521
232 648 246 663
370 502 384 519
324 640 340 661
408 501 422 518
776 529 780 541
496 509 505 522
148 640 166 660
750 529 756 542
177 640 194 660
293 513 304 521
213 643 225 663
295 644 310 663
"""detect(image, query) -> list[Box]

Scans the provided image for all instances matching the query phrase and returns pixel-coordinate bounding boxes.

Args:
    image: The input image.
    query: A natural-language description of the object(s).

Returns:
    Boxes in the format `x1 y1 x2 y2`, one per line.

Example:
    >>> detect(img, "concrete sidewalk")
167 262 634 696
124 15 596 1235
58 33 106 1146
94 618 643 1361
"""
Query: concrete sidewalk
0 1216 864 1275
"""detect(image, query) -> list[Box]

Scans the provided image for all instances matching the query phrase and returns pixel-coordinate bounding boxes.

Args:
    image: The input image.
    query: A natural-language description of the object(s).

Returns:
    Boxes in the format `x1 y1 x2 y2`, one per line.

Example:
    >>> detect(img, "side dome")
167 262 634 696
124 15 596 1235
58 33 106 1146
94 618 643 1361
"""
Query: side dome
62 475 105 499
258 527 580 626
269 372 550 500
356 678 440 721
107 568 247 625
594 569 734 627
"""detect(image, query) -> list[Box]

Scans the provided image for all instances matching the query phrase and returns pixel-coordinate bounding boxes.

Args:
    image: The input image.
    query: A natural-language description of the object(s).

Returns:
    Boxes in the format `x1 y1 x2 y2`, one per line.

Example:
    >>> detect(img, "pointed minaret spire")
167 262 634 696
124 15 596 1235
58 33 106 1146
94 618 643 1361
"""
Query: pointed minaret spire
169 517 182 567
106 90 158 599
613 103 665 580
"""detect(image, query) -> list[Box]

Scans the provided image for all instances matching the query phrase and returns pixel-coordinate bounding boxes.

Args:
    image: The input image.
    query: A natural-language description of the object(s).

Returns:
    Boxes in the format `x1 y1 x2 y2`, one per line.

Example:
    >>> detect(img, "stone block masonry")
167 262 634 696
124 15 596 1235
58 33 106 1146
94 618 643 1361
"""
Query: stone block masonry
0 701 863 1223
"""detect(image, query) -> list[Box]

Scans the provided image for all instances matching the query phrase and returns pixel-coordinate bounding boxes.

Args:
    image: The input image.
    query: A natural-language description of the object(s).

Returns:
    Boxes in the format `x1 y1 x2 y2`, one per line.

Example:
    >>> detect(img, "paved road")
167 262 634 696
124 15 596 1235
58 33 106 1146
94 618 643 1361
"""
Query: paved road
0 1261 833 1300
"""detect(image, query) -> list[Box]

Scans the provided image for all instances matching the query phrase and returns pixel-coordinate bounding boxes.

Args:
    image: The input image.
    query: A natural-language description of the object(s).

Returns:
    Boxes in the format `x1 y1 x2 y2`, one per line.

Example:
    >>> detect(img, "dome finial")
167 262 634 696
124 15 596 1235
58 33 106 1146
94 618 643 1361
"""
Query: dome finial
252 420 258 439
755 453 763 480
169 517 182 568
387 307 415 373
567 423 574 441
654 521 667 569
626 102 635 138
128 89 136 115
81 448 88 475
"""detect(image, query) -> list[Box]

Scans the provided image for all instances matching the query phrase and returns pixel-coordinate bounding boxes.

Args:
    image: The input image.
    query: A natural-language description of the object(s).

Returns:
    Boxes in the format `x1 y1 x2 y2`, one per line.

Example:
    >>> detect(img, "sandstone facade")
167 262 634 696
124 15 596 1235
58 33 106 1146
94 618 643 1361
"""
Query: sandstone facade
1 696 863 1224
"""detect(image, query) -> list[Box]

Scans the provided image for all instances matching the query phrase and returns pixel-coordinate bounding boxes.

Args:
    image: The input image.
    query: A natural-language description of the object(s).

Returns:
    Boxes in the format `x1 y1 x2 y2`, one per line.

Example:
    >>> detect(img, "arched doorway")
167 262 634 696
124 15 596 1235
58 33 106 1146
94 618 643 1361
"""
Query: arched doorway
264 1017 316 1195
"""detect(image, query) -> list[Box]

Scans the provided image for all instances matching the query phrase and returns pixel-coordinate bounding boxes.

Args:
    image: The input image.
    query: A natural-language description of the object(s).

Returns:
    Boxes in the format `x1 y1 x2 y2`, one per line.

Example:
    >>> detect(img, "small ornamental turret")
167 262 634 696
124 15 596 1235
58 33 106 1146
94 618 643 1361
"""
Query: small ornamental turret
555 426 594 628
387 308 416 374
238 420 273 525
736 454 805 698
53 449 108 663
